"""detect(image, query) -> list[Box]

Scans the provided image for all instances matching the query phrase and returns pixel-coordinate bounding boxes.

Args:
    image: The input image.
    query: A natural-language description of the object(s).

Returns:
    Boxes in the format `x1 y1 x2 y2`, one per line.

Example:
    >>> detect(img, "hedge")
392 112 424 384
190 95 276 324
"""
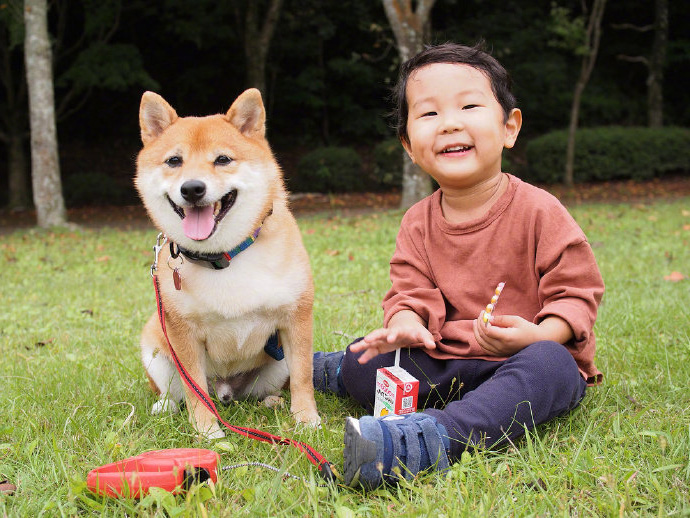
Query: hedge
525 126 690 184
63 172 135 207
293 146 364 193
373 137 403 190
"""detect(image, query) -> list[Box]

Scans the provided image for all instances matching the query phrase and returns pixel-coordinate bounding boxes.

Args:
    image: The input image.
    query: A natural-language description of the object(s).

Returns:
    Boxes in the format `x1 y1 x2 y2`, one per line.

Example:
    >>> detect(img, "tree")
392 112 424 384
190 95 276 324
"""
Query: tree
263 0 393 150
161 0 283 99
0 1 30 210
550 0 607 187
24 0 66 227
53 1 156 118
613 0 668 127
234 0 284 97
2 0 155 212
382 0 436 208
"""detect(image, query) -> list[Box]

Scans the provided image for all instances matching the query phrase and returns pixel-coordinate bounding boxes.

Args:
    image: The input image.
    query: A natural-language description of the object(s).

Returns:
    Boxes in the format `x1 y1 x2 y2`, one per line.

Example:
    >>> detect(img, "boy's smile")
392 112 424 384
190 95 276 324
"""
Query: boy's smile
402 63 521 190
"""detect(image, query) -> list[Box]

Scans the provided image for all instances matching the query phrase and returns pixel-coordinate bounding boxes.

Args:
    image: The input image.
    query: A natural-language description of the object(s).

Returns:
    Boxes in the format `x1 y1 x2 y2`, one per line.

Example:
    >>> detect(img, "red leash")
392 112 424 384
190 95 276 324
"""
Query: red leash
152 275 337 482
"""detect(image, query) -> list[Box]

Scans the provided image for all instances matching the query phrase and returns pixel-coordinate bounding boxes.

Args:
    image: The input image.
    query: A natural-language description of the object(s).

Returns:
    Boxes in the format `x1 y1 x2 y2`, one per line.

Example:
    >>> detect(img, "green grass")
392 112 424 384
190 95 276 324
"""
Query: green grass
1 198 689 516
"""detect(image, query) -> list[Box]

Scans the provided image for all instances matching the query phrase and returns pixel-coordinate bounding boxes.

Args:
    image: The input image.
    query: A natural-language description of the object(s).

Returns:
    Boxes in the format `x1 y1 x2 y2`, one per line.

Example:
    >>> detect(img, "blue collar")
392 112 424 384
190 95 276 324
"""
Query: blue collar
172 226 262 270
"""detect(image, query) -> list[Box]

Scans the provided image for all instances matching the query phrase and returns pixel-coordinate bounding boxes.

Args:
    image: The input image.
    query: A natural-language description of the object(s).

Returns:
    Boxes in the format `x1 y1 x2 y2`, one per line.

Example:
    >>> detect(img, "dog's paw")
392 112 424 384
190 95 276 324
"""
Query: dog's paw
198 423 225 441
205 428 226 440
151 396 180 415
261 395 285 409
292 407 322 428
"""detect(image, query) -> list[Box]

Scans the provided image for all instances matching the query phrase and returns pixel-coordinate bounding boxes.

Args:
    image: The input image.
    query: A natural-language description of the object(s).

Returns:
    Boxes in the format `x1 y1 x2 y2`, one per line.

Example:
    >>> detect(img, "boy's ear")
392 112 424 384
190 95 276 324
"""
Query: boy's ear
503 108 522 149
400 137 416 163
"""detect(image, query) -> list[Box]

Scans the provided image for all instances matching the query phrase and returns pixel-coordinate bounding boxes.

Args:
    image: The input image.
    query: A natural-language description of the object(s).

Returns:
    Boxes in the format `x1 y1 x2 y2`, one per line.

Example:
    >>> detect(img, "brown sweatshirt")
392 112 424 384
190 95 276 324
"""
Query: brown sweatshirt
382 174 604 384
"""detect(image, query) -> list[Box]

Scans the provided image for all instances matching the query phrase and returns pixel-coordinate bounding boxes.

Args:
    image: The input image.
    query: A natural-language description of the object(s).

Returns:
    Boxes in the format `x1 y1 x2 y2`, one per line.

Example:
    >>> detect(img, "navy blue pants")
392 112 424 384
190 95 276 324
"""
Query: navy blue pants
340 340 587 459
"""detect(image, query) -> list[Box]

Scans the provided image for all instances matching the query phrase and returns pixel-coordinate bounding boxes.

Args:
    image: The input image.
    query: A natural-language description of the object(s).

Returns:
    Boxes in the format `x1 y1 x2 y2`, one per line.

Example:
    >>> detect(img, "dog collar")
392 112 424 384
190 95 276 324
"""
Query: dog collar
170 207 273 270
172 226 262 270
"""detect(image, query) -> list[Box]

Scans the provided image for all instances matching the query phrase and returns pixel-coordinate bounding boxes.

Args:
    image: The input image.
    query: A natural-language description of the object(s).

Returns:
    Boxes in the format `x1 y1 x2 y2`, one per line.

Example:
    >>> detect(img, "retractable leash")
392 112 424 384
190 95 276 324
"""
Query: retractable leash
149 233 338 484
87 449 329 498
87 448 220 498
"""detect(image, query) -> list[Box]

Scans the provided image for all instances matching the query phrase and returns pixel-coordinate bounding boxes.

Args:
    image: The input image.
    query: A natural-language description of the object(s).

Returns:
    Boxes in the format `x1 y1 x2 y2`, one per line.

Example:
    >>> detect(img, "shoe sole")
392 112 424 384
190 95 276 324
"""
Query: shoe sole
343 417 377 487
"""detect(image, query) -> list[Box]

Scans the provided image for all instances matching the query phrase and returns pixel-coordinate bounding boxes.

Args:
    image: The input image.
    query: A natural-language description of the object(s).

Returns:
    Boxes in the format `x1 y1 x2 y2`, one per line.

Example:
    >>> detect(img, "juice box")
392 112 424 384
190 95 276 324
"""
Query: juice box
373 366 419 417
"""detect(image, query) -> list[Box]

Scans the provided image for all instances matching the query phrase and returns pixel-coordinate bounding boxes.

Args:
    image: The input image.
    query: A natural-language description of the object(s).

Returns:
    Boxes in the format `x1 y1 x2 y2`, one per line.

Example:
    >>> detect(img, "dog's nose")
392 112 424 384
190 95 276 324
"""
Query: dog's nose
180 180 207 203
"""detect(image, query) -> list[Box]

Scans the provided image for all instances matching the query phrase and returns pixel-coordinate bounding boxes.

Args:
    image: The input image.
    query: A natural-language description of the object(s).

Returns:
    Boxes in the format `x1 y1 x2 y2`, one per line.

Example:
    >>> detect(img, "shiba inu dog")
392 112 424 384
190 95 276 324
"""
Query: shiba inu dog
135 88 320 439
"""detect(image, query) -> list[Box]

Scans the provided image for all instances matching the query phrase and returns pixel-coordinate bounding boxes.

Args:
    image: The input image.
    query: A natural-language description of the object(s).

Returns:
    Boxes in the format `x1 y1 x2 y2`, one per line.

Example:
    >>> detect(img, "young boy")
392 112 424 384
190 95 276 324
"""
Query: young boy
313 42 604 489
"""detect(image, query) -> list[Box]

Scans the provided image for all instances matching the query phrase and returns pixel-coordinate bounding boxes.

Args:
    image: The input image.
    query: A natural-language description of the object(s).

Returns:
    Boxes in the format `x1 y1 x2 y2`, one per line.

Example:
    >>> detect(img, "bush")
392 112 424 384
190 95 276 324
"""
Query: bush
293 146 364 193
63 172 135 207
525 126 690 184
373 137 403 190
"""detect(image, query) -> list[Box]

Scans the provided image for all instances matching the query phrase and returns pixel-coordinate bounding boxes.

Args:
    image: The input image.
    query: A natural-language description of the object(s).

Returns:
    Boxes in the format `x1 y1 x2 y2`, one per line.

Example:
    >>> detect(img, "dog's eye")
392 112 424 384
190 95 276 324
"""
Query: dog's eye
165 156 183 168
214 155 233 166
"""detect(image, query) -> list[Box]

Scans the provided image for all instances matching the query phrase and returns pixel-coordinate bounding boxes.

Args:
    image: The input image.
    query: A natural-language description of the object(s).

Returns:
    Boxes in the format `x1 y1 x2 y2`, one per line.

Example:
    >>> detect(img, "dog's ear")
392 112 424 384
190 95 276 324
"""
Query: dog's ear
139 92 178 145
225 89 266 138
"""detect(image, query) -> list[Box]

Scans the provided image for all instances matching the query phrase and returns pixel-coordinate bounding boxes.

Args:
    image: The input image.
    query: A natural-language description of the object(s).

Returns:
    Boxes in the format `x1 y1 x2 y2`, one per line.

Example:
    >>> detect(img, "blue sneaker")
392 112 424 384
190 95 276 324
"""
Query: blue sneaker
343 412 450 488
312 351 347 397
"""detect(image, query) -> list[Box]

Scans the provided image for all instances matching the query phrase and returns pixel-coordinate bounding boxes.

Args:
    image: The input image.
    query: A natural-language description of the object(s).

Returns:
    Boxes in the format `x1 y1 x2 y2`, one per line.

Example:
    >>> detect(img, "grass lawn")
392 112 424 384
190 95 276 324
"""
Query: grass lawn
1 197 689 516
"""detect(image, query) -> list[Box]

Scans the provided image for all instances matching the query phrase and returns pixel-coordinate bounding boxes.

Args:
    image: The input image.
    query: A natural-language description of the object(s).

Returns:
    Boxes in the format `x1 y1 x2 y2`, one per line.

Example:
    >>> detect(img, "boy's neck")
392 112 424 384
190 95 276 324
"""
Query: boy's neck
440 173 507 224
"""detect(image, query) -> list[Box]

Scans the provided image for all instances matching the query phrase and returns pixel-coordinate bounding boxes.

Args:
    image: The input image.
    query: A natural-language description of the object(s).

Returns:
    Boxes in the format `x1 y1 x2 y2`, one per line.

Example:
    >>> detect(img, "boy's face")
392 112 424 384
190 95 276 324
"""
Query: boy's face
401 63 521 189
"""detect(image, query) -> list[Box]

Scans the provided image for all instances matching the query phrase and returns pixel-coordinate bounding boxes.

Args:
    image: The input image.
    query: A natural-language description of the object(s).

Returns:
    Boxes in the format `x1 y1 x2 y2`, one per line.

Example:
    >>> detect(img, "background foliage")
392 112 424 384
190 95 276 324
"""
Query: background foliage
1 0 689 204
525 126 690 184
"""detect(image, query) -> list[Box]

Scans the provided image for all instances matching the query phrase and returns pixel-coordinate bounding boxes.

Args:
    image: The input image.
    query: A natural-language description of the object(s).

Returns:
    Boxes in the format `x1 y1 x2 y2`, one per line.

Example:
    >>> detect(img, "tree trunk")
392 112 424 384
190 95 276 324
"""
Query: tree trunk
564 0 606 187
24 0 66 227
243 0 283 98
317 38 330 144
382 0 436 209
399 152 430 209
7 132 30 210
1 0 30 210
565 80 585 187
648 0 667 128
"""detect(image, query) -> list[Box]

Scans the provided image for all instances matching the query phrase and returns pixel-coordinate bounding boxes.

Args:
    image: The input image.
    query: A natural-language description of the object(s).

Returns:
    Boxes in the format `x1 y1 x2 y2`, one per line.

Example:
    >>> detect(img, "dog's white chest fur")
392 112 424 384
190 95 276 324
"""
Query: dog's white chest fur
181 249 305 317
165 239 308 363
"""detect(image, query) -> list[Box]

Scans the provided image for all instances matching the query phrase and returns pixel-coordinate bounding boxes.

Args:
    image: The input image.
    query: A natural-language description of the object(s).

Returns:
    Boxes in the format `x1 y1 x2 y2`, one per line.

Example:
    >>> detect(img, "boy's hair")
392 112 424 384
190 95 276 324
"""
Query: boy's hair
393 42 517 145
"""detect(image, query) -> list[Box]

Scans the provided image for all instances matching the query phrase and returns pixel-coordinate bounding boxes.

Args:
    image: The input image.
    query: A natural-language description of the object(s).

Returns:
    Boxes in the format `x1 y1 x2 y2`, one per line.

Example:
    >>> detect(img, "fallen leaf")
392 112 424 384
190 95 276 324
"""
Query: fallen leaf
325 249 340 256
664 271 685 282
526 477 547 491
626 395 640 406
0 480 16 495
96 256 111 262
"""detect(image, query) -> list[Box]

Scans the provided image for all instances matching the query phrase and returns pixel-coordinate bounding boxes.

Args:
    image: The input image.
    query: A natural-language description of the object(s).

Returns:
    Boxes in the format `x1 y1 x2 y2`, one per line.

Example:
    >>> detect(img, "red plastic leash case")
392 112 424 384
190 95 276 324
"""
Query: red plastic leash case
86 448 219 498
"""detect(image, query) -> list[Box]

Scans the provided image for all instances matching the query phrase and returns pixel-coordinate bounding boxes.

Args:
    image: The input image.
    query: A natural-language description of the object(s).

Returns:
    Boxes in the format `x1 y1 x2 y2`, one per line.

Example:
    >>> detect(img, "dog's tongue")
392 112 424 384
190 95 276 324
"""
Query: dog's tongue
182 205 215 240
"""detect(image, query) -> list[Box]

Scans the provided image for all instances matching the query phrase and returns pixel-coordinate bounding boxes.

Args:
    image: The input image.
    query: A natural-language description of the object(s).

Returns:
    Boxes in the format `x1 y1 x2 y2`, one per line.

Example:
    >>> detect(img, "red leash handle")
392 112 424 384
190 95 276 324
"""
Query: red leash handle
152 276 337 482
87 448 219 498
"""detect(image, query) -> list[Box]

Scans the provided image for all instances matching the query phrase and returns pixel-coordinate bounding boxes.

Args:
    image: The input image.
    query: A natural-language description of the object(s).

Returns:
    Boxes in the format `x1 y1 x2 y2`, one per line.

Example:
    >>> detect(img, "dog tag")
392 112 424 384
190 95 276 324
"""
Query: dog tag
173 269 182 290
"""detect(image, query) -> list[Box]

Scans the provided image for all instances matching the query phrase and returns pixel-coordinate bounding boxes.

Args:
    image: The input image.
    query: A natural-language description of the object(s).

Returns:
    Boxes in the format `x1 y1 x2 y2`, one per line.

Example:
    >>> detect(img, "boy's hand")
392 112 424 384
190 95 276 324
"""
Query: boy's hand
473 313 573 356
351 313 436 364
